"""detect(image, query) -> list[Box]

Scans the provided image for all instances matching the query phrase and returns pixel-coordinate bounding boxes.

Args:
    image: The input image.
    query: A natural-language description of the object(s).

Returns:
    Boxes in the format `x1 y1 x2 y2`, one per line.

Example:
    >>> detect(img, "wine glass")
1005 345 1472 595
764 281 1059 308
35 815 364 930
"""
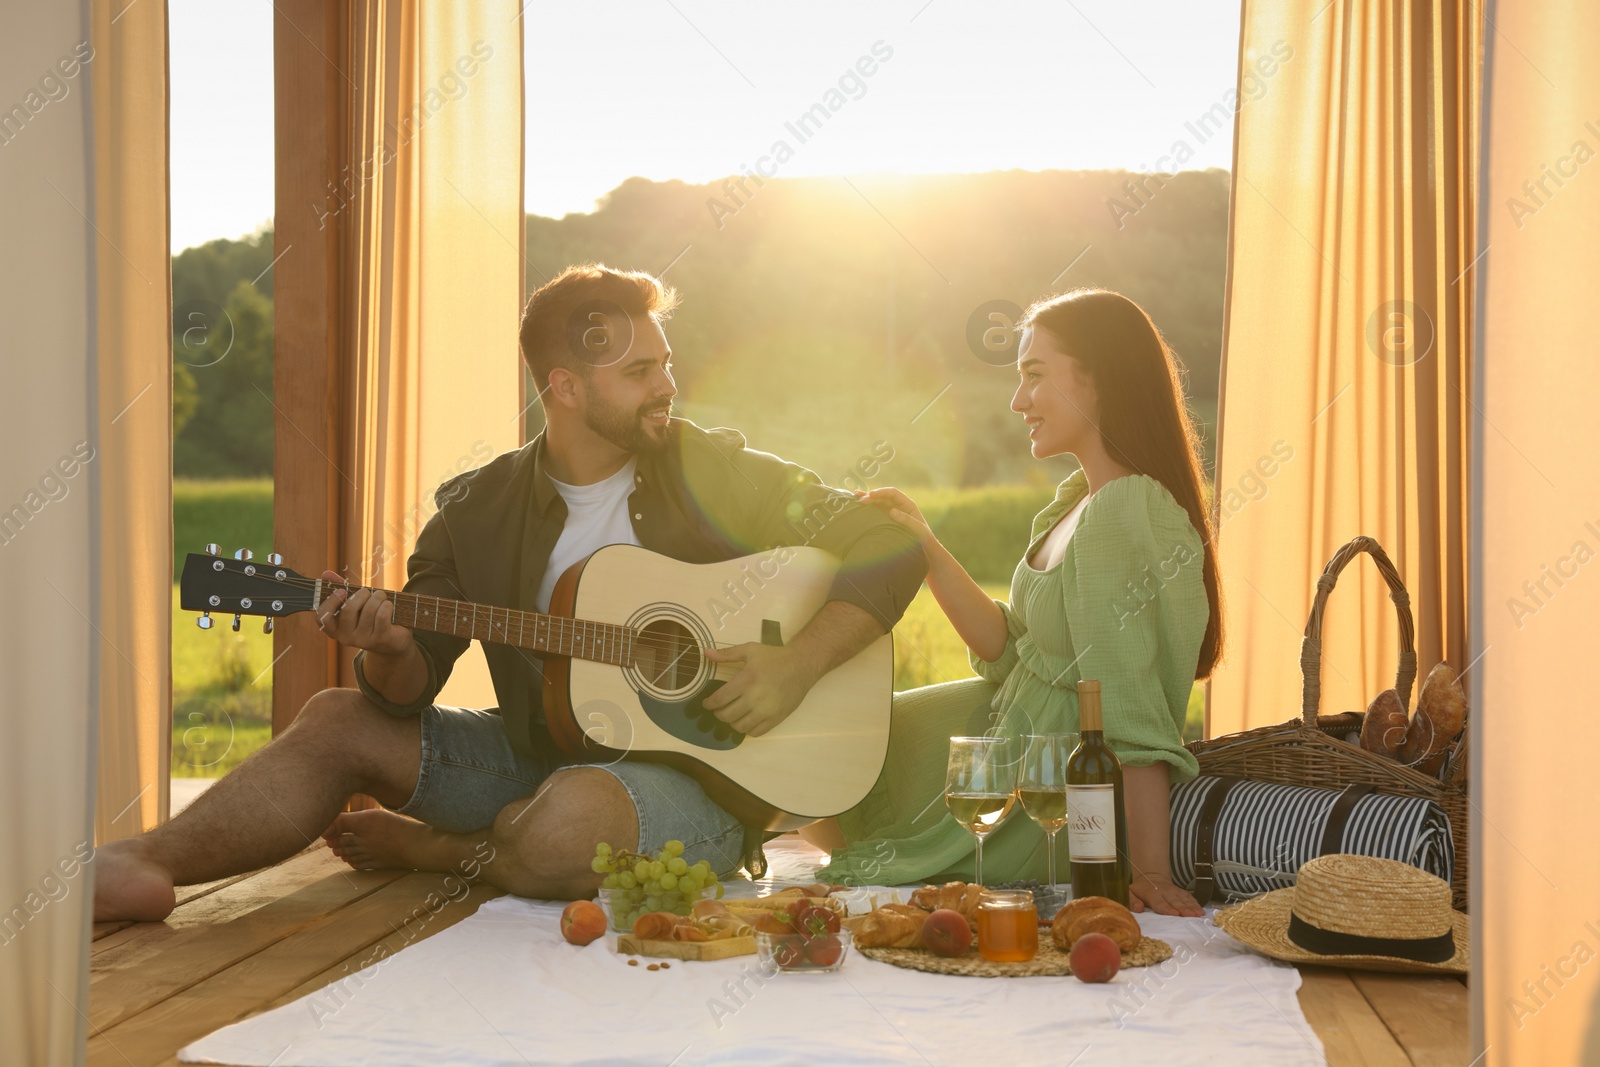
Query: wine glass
1018 733 1076 910
944 736 1018 886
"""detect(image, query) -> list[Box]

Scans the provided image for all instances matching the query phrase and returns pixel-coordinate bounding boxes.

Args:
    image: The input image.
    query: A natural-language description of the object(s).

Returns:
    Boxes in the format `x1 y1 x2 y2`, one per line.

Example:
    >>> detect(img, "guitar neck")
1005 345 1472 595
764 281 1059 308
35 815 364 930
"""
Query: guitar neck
318 580 634 666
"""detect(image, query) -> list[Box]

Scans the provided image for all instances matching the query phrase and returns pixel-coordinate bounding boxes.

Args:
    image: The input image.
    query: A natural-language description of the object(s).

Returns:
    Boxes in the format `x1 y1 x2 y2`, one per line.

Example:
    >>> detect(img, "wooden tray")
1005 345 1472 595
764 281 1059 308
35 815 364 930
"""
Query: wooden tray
860 937 1172 977
615 934 756 961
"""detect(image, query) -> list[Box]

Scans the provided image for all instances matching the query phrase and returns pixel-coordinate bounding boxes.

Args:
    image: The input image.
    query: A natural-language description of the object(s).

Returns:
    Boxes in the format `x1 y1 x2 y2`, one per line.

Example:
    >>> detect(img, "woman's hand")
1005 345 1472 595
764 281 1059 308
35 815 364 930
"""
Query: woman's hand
854 487 939 551
1129 872 1205 917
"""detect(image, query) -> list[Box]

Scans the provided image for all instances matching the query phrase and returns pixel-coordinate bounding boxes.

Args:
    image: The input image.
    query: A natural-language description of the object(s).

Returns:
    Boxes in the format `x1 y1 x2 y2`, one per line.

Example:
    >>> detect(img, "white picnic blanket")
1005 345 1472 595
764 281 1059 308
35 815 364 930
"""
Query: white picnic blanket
181 841 1325 1067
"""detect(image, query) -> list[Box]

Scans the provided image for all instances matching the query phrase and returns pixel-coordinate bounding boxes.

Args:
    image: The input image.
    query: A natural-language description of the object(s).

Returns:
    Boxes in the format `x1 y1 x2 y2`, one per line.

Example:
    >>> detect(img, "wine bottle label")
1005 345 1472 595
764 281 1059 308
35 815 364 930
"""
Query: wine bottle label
1066 784 1118 861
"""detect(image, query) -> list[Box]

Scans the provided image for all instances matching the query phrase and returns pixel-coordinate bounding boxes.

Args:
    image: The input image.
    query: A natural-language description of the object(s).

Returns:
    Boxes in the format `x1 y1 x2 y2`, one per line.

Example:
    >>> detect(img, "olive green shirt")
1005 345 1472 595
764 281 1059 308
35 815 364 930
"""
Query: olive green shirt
354 418 927 759
819 470 1207 886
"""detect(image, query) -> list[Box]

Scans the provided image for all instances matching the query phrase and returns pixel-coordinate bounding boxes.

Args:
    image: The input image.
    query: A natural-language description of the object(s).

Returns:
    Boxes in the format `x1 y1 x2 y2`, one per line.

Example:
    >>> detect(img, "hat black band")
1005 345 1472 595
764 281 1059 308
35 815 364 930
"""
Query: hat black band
1287 913 1456 963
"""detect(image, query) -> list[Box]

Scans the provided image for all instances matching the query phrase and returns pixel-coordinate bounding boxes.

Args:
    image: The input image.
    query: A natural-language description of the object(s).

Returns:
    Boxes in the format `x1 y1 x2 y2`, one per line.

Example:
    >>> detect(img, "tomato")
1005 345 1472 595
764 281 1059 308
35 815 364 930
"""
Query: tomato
772 935 806 968
804 933 843 967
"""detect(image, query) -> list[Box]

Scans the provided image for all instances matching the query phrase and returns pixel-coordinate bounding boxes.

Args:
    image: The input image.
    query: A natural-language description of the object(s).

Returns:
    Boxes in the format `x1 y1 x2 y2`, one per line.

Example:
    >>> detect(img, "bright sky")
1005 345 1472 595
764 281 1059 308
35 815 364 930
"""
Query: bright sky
169 0 1242 251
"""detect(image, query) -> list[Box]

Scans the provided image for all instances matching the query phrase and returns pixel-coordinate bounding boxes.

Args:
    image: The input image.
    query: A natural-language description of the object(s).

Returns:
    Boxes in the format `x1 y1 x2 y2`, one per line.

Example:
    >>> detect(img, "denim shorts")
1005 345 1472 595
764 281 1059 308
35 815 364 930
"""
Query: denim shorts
390 704 747 877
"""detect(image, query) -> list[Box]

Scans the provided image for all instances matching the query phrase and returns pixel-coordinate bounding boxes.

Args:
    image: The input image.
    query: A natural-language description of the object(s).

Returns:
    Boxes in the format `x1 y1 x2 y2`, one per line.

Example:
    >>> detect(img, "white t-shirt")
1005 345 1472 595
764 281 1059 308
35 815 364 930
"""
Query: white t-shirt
534 457 643 613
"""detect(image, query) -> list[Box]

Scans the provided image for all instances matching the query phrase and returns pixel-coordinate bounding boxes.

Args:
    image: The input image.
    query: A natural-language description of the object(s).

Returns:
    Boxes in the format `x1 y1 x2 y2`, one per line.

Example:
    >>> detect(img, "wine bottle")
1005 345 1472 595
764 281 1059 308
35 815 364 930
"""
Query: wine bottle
1065 679 1130 906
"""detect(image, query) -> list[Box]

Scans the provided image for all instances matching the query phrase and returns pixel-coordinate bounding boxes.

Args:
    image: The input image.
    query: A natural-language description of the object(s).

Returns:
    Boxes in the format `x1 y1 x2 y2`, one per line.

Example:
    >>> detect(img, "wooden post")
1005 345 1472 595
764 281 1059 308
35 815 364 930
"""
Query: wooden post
271 0 345 734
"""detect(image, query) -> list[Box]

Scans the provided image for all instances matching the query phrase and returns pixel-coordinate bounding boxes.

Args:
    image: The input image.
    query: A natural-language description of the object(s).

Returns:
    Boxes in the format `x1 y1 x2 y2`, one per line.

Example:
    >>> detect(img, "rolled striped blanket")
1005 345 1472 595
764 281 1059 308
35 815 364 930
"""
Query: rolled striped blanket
1169 776 1454 903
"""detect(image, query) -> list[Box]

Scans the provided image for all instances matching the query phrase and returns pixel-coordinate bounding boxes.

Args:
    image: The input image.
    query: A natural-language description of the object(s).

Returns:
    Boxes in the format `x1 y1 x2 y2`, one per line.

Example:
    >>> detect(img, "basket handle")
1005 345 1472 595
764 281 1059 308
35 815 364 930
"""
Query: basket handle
1300 536 1418 725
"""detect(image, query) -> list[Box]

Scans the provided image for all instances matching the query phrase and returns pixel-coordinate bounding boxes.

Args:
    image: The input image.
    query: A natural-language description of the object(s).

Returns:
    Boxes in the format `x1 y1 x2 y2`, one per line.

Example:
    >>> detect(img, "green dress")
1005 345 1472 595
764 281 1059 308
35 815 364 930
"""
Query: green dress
816 470 1208 887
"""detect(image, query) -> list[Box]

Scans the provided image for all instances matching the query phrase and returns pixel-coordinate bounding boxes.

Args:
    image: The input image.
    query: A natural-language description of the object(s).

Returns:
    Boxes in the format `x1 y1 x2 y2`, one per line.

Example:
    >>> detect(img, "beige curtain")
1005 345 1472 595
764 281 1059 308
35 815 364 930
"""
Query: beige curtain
1210 0 1480 733
90 0 172 841
1473 3 1600 1061
0 0 169 1060
273 0 523 722
337 0 524 708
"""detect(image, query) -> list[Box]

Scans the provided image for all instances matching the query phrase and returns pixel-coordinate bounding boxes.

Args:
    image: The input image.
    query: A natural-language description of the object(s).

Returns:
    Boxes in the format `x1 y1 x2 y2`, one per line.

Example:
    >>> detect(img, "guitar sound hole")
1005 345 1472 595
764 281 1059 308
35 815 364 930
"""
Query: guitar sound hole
635 619 701 692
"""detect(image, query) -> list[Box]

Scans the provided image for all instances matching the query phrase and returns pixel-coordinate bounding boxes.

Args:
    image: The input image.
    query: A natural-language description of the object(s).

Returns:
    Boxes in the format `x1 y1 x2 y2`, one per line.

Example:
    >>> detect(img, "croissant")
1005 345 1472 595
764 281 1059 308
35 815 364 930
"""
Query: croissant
1049 896 1141 952
850 904 930 948
908 881 985 922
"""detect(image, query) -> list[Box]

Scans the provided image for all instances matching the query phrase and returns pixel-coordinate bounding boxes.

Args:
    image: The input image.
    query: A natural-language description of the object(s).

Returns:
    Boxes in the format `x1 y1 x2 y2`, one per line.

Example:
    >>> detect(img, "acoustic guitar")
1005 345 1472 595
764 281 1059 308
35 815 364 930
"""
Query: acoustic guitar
180 543 893 831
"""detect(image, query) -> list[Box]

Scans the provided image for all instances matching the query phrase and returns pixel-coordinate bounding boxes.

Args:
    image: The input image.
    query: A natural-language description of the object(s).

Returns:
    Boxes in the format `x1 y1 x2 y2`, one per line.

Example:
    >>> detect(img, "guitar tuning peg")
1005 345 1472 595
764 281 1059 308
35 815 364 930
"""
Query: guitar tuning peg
197 612 214 630
263 618 274 634
231 614 242 632
204 543 221 556
234 549 254 561
266 552 283 565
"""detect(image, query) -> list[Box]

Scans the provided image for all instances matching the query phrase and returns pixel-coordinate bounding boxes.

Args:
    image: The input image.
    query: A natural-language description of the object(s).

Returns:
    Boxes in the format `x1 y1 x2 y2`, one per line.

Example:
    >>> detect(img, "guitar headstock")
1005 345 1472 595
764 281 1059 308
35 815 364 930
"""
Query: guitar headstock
179 545 317 633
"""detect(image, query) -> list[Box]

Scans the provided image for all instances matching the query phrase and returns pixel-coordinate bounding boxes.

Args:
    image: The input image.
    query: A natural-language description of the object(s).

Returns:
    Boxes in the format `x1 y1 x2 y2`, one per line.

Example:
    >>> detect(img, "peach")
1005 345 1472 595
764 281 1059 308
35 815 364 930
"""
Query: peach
561 900 607 946
1069 932 1121 982
922 908 974 957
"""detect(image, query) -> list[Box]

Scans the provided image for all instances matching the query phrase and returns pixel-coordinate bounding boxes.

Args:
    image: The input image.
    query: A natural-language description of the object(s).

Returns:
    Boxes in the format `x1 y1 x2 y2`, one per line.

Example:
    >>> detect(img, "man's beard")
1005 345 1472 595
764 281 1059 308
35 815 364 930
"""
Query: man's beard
583 392 672 454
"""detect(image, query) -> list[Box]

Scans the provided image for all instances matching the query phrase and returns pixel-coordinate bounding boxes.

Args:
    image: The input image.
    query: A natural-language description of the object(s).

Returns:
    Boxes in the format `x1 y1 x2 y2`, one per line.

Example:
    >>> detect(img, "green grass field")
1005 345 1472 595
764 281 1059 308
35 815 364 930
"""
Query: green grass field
172 478 274 776
170 477 1201 775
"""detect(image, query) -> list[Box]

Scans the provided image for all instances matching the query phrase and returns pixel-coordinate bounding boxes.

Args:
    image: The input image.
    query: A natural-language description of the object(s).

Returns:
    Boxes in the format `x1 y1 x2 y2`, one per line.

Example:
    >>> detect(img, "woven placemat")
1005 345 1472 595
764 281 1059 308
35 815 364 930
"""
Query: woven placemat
859 936 1172 977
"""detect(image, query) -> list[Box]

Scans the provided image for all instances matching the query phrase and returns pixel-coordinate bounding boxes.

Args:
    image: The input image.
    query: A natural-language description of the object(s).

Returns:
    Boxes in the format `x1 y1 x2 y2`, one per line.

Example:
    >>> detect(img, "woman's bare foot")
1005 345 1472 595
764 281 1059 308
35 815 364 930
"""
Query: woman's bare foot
322 809 474 873
92 838 178 922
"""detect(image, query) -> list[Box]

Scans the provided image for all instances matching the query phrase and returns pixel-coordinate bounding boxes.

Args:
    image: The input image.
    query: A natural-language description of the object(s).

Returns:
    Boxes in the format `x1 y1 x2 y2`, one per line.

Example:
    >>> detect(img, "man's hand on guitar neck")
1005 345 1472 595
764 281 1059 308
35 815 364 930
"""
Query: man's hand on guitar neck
315 570 430 709
701 600 884 738
314 570 414 657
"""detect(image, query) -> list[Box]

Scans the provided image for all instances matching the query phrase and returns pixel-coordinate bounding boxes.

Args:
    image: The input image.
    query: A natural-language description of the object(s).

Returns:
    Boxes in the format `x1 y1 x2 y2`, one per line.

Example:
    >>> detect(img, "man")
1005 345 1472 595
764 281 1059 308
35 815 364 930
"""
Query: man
94 264 926 921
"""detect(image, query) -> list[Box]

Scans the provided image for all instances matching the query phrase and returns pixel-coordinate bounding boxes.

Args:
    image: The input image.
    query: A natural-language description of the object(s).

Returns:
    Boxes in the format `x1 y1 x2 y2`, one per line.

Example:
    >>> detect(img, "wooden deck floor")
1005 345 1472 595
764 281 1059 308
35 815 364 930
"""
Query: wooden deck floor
86 841 1468 1066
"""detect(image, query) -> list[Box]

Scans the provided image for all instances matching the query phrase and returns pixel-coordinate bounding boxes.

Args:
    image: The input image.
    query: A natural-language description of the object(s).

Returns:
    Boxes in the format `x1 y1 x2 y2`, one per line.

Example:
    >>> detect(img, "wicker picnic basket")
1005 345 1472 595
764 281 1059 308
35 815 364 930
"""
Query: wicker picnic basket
1186 536 1470 910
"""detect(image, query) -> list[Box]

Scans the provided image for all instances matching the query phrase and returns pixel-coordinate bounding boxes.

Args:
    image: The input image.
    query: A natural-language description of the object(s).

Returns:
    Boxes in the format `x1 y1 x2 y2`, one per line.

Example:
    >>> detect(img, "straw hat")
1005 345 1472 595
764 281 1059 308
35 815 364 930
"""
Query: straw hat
1212 854 1467 974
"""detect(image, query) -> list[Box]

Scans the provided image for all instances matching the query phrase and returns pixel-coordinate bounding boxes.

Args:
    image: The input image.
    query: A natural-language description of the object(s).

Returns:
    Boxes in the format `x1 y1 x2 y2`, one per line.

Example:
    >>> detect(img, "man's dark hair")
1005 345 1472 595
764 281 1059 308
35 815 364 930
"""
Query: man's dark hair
517 264 679 390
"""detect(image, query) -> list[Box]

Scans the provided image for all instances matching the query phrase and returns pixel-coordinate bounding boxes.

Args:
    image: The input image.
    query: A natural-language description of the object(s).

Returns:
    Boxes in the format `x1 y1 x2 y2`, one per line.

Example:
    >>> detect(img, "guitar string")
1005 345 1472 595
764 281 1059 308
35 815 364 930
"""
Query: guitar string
199 572 742 654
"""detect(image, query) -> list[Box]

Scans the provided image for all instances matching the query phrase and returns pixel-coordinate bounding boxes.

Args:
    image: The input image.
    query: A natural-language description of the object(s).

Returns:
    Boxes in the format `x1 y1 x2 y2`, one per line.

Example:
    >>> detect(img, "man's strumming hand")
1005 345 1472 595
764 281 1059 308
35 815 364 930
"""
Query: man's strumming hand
700 642 821 738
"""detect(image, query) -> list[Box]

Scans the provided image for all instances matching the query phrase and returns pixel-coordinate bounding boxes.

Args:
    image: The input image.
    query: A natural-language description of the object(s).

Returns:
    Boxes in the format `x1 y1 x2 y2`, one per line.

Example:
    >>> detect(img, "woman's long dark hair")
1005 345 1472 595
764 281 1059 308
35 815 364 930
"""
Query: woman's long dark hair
1021 288 1224 678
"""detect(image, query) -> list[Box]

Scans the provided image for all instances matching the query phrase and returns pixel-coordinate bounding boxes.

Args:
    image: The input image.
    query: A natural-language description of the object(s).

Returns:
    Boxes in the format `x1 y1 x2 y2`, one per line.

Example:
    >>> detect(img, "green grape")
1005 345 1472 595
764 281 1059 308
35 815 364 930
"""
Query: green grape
648 861 665 879
663 839 685 857
713 883 725 899
618 872 637 889
595 842 612 857
666 857 688 875
589 856 610 874
691 860 710 876
601 873 620 889
645 896 662 911
659 872 678 890
633 861 650 880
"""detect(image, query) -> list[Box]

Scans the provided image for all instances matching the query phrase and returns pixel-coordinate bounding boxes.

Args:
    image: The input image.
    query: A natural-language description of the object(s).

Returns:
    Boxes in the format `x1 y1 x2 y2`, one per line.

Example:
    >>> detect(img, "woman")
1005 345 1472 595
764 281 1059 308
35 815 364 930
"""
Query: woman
811 288 1222 917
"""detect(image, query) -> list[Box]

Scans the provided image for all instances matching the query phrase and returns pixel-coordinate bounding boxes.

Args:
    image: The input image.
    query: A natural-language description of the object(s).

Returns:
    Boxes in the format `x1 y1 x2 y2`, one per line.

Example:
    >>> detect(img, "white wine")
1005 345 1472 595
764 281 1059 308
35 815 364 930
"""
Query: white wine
1019 788 1068 832
1065 680 1130 906
945 791 1015 834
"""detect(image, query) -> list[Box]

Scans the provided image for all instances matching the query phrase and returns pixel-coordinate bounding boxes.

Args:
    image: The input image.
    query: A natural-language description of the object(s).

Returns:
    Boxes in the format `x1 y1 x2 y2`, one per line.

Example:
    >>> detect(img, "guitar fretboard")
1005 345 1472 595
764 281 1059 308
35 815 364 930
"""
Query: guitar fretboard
322 582 636 666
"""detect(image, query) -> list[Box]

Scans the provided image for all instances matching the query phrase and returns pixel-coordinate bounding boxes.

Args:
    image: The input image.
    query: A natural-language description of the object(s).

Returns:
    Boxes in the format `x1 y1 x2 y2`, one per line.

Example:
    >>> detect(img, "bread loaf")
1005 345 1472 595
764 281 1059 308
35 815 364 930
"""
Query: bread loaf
1399 662 1467 766
1049 895 1142 952
1359 688 1409 757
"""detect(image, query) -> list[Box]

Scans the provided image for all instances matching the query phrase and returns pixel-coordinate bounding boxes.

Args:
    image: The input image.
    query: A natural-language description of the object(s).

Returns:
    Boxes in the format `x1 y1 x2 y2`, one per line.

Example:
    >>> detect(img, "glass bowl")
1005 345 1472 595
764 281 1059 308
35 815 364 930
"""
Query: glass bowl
756 928 853 973
598 885 705 933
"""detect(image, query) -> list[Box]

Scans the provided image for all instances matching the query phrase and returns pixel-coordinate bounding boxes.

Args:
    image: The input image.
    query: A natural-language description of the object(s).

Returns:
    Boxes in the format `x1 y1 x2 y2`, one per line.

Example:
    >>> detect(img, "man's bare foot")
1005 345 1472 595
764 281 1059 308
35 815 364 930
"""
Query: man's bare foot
322 809 473 873
92 838 178 922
